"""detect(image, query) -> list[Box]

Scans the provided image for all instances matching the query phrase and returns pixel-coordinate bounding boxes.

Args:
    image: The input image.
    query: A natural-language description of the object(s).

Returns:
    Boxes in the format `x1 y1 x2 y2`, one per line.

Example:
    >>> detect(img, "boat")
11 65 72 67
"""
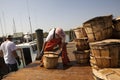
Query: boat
16 40 37 68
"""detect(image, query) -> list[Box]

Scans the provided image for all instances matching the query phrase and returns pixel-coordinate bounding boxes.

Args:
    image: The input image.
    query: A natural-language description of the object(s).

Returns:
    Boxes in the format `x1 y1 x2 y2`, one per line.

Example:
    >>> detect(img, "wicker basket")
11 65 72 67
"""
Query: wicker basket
73 50 90 64
90 39 120 69
83 15 113 42
43 52 59 69
74 38 89 51
112 19 120 38
73 27 87 39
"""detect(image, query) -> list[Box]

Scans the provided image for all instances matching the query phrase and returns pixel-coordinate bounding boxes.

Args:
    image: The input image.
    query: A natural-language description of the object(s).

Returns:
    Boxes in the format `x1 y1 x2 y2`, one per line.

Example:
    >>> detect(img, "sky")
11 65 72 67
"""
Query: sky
0 0 120 36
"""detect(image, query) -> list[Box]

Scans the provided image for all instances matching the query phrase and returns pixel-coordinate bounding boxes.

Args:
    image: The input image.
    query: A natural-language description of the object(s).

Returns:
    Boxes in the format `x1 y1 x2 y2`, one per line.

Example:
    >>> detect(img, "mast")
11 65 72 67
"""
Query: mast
13 18 16 33
0 17 4 36
26 0 33 41
2 11 6 35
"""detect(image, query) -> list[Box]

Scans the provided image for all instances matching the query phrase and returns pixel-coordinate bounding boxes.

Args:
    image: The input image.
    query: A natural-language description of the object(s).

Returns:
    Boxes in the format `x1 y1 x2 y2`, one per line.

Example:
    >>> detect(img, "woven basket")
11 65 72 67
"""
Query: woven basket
90 39 120 69
83 15 113 42
43 52 59 69
73 50 90 64
74 38 89 50
73 27 87 39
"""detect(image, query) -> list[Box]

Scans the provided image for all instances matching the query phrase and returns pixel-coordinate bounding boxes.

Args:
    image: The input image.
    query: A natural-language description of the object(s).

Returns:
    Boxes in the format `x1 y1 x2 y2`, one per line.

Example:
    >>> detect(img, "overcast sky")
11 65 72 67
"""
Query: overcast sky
0 0 120 36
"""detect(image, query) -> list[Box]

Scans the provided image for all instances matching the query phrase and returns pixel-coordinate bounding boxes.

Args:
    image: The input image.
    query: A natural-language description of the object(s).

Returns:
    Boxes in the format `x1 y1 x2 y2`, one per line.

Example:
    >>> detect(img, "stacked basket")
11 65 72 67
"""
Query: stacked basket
112 18 120 39
83 15 113 42
83 15 120 79
73 27 90 64
43 52 59 69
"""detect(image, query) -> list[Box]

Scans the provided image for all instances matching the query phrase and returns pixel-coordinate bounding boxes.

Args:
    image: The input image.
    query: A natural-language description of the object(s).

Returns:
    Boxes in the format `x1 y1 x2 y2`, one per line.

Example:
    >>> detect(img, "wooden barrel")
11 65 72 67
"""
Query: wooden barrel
73 27 87 39
89 39 120 69
74 38 90 51
112 18 120 38
43 52 59 69
83 15 113 42
73 50 90 64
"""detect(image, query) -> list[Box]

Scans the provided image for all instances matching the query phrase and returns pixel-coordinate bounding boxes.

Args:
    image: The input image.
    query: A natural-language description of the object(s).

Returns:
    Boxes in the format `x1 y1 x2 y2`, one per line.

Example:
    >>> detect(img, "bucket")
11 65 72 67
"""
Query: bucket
74 38 90 51
73 27 87 39
43 52 59 69
73 50 90 64
83 15 113 42
89 39 120 69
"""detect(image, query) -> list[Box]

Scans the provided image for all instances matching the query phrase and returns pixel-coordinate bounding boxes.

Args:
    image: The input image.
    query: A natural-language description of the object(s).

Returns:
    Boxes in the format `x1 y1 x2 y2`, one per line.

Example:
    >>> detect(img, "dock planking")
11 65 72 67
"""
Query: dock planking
2 42 94 80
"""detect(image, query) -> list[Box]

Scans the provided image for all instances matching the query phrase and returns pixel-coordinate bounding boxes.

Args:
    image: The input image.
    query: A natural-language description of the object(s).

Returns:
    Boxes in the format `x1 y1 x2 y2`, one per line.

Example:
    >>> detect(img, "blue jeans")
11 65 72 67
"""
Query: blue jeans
6 63 18 72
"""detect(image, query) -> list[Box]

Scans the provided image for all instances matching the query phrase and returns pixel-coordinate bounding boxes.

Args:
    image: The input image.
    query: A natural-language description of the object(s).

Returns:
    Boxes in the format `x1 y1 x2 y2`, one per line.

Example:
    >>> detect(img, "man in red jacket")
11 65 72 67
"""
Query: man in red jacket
40 27 70 67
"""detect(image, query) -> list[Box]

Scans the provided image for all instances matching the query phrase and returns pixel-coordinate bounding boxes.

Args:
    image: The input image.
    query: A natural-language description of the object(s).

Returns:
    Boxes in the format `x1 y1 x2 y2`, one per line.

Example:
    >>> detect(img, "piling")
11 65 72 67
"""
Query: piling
35 29 44 60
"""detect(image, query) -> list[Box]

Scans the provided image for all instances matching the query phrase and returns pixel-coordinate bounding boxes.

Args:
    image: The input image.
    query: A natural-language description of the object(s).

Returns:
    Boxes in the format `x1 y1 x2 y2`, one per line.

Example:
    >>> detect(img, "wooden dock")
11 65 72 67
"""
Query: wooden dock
2 42 94 80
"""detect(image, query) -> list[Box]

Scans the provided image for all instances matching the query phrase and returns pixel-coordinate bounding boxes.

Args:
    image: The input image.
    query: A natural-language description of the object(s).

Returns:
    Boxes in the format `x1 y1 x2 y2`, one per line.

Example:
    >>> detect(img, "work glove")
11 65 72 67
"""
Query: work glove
16 57 21 66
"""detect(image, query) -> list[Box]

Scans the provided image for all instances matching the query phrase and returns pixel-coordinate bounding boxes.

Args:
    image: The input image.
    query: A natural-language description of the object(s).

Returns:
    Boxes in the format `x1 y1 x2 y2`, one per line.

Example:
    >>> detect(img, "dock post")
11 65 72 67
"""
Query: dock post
69 29 75 42
35 29 44 60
